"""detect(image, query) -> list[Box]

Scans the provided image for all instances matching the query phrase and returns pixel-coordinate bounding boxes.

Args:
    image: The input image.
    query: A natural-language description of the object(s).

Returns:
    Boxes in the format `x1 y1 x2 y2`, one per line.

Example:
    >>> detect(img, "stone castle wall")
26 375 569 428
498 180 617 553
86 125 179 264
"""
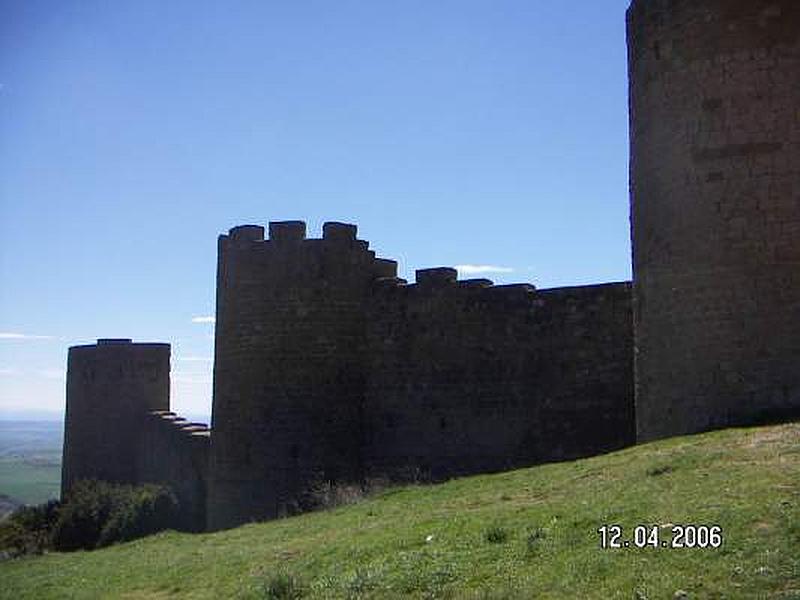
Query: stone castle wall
363 270 633 481
137 412 210 531
628 0 800 439
207 222 635 529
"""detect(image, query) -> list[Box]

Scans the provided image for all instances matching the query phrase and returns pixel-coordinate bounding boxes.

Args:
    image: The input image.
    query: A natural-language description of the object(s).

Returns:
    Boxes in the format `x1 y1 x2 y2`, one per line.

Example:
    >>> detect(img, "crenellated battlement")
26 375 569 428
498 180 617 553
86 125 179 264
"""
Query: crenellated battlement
217 221 399 285
367 269 630 332
228 224 264 243
226 220 366 246
269 220 306 243
416 267 458 288
459 278 494 289
370 265 538 307
322 221 357 243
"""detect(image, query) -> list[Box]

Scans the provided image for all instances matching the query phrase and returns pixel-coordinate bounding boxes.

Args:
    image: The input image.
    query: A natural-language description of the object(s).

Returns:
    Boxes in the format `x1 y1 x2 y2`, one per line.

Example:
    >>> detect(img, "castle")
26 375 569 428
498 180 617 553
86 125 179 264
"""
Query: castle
61 0 800 532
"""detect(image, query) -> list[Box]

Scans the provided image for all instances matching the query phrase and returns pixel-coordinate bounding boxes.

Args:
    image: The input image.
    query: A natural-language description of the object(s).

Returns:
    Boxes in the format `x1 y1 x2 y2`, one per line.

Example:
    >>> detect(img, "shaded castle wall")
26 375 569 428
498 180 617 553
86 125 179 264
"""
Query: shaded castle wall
363 270 634 480
628 0 800 440
62 339 170 498
137 412 210 531
207 222 397 530
207 221 636 530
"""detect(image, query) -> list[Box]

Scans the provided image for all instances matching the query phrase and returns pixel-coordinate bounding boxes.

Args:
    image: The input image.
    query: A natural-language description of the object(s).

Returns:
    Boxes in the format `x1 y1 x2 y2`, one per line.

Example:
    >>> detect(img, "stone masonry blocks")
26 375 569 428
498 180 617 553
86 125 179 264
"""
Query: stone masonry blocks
628 0 800 440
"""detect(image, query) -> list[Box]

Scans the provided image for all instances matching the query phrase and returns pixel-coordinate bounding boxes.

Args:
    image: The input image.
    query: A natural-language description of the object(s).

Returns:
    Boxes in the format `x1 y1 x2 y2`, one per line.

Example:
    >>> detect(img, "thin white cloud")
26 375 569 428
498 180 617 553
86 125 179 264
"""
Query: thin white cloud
0 332 54 340
455 265 514 275
191 316 216 324
0 367 19 376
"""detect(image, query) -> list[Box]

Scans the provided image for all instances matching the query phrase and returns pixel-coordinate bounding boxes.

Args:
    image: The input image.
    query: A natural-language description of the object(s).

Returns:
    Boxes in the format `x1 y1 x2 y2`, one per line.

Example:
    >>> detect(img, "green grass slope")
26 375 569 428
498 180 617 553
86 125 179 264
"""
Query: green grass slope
1 423 798 599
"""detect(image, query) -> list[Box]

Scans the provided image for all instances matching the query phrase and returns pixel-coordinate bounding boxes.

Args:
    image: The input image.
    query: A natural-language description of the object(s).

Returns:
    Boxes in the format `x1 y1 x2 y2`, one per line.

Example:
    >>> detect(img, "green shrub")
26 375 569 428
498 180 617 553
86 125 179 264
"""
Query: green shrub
51 480 116 551
0 499 61 558
98 484 179 547
0 519 35 558
52 480 178 551
11 499 61 533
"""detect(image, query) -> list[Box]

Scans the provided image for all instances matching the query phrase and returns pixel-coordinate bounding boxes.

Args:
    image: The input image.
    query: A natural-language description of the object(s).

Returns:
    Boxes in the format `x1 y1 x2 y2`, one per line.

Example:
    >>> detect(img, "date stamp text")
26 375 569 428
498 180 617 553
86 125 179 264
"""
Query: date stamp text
597 524 723 549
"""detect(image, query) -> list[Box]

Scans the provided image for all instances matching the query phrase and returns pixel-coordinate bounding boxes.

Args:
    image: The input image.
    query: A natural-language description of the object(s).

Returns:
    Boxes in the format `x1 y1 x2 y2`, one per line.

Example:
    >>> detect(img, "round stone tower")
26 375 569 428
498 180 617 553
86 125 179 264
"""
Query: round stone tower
628 0 800 440
207 221 397 530
61 339 170 497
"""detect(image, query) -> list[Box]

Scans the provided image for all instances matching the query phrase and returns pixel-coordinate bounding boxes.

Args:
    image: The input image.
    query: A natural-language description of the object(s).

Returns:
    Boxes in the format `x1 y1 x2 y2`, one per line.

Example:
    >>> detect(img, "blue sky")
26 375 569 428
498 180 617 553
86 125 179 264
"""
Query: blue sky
0 0 633 418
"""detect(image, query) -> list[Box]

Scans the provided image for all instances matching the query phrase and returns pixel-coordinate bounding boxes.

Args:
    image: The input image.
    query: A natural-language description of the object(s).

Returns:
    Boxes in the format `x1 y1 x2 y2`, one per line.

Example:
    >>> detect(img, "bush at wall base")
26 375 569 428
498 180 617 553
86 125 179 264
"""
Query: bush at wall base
51 480 179 552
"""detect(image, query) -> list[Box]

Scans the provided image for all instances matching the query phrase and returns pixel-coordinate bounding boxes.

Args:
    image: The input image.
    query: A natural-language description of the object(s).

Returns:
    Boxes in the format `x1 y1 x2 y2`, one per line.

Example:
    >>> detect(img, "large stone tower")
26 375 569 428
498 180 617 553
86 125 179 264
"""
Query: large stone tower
628 0 800 440
207 221 397 530
61 339 170 497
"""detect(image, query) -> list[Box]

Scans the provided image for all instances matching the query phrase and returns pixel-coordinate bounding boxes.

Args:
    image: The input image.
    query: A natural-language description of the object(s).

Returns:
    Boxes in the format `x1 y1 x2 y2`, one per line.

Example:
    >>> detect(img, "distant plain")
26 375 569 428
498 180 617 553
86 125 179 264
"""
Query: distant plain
0 420 62 507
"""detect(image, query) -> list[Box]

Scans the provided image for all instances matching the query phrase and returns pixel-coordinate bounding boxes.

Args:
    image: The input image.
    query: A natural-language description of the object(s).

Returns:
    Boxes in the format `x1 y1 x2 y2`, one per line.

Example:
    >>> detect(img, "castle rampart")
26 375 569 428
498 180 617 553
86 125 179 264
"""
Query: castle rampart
207 221 635 529
363 273 634 481
628 0 800 439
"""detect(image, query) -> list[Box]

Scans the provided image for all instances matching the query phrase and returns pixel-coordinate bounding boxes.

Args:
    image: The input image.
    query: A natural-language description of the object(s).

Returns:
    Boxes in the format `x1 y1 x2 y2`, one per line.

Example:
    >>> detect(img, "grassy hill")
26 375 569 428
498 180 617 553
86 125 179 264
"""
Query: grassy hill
1 423 798 599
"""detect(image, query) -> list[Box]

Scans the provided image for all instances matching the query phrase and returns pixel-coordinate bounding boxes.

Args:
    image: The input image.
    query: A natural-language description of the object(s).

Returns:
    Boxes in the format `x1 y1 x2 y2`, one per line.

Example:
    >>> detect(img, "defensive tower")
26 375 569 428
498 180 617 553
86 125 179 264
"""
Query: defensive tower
61 339 170 497
628 0 800 439
207 221 397 530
